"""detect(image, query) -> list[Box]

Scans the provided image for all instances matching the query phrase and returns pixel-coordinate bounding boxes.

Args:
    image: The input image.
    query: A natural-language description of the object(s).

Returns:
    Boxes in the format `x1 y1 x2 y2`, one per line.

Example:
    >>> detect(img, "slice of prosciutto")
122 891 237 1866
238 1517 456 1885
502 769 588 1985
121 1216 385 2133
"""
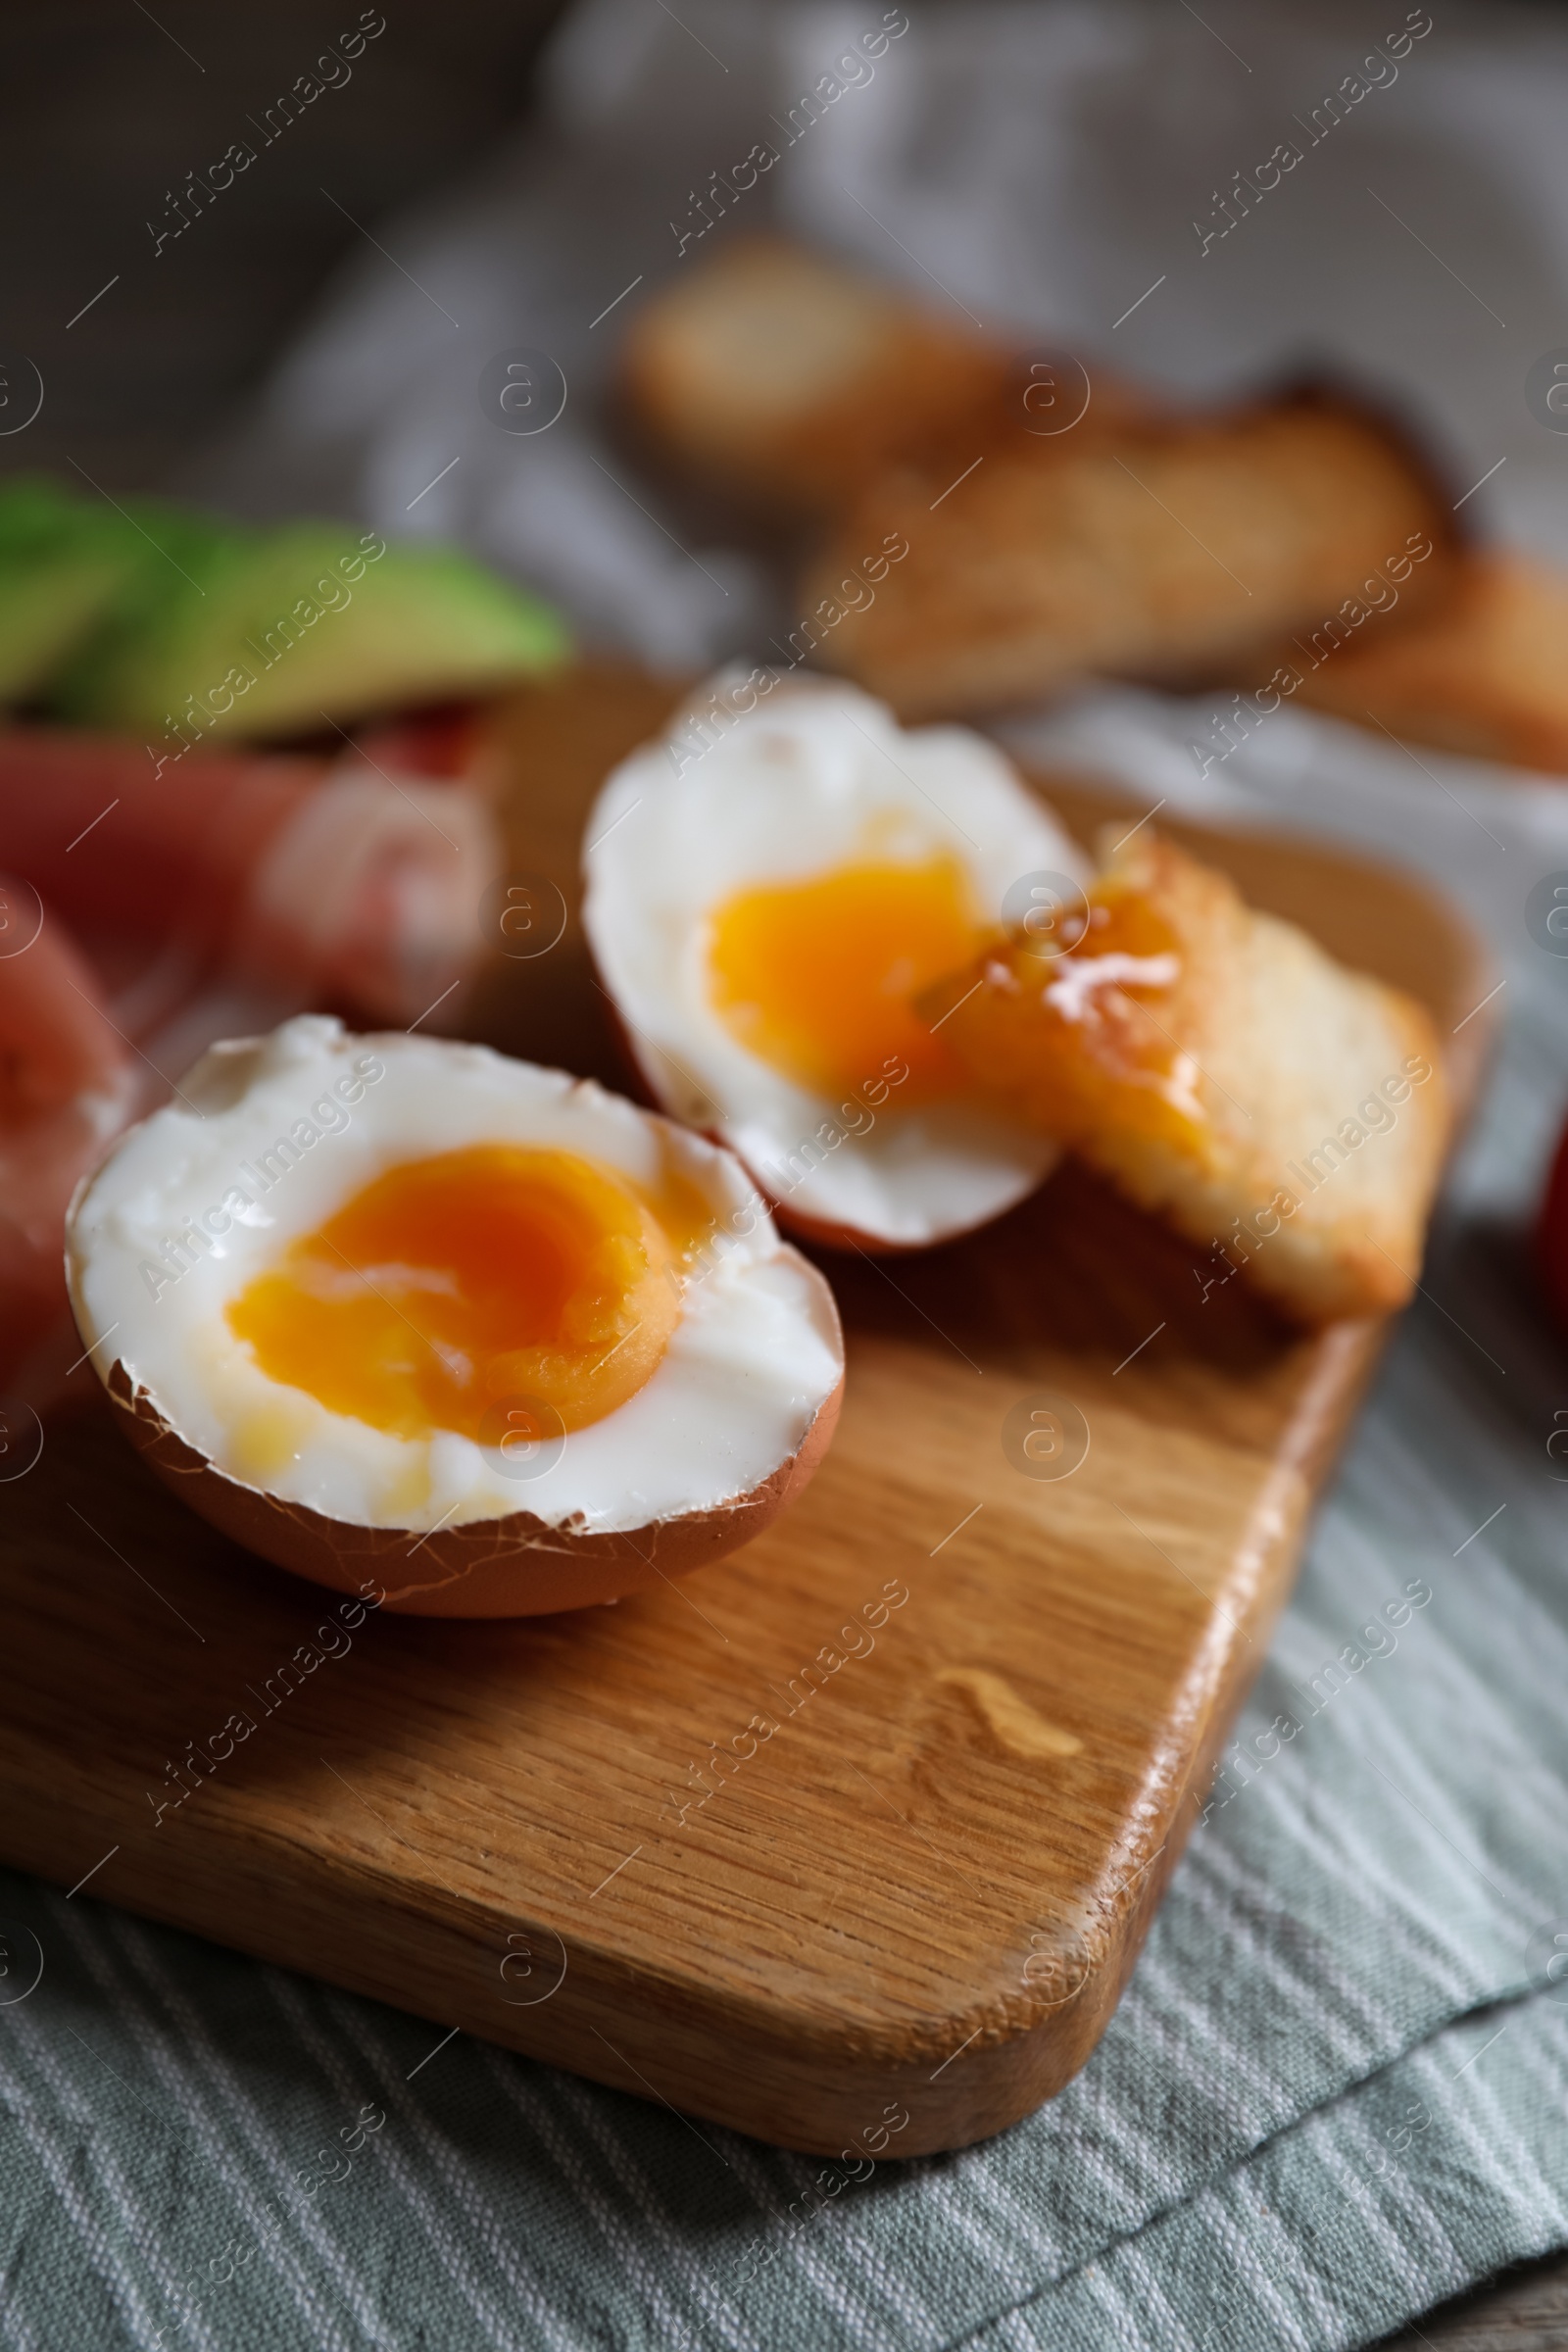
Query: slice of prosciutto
0 892 138 1396
0 726 500 1027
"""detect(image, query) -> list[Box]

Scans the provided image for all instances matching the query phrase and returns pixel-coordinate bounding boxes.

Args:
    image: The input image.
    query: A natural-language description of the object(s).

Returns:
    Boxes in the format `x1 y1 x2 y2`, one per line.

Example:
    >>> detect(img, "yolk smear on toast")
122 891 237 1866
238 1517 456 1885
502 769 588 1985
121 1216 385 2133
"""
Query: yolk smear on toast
932 886 1212 1158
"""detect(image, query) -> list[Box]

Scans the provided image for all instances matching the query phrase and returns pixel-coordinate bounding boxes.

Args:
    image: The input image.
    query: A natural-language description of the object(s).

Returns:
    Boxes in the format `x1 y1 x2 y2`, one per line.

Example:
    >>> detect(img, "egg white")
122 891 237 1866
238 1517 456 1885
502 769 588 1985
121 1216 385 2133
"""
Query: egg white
581 669 1086 1246
66 1017 842 1535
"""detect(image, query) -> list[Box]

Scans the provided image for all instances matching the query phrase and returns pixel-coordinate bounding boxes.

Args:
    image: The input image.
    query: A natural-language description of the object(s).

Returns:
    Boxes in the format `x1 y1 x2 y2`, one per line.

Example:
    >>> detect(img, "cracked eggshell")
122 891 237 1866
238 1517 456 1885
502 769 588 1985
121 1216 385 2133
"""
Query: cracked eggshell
65 1015 845 1618
99 1350 842 1617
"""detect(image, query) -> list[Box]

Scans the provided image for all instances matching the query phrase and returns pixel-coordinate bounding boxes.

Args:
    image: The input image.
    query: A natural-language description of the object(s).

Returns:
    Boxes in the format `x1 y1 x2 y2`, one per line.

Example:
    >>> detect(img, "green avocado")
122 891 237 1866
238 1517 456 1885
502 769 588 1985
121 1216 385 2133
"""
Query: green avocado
52 512 571 742
0 477 146 702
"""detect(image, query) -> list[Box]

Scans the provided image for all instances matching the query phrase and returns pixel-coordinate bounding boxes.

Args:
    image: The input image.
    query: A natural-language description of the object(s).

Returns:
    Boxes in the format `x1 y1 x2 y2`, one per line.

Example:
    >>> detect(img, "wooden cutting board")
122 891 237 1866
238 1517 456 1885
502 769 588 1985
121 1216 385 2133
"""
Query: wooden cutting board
0 671 1494 2156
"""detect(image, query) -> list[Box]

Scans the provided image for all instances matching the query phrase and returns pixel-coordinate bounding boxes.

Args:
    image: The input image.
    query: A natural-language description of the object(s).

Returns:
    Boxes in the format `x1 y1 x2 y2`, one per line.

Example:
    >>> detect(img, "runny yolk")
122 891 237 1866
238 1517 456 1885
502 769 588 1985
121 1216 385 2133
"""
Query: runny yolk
706 854 983 1102
933 890 1208 1157
224 1145 682 1444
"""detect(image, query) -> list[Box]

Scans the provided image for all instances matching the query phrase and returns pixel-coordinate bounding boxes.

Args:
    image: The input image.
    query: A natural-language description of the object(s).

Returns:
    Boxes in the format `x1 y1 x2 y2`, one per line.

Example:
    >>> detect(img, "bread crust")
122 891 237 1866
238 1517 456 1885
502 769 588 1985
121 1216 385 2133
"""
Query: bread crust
1280 550 1568 773
616 235 1150 516
802 390 1458 718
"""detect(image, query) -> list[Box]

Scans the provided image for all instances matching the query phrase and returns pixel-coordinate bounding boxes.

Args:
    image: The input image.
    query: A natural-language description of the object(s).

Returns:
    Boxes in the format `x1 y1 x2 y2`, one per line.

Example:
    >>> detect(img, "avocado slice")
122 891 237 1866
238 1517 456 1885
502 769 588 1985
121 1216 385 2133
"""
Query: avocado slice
0 476 146 703
53 514 570 742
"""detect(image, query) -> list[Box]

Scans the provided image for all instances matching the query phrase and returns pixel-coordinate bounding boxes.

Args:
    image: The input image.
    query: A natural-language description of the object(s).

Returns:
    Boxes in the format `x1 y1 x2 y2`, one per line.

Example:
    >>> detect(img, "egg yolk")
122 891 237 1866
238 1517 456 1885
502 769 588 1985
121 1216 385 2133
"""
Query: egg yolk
707 855 982 1101
225 1145 682 1444
930 891 1211 1158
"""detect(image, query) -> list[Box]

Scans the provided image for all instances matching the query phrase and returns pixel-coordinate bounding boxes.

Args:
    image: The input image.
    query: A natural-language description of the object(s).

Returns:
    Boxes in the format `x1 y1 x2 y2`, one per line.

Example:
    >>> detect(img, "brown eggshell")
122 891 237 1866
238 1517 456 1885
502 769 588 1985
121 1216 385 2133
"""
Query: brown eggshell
101 1282 844 1619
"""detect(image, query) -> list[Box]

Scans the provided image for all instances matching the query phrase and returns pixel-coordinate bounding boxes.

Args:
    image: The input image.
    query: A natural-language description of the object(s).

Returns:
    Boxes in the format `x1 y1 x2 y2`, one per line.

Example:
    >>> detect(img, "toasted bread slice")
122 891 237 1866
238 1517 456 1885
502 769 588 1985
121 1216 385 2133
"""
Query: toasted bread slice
802 392 1455 717
925 831 1449 1326
616 237 1149 514
1280 550 1568 773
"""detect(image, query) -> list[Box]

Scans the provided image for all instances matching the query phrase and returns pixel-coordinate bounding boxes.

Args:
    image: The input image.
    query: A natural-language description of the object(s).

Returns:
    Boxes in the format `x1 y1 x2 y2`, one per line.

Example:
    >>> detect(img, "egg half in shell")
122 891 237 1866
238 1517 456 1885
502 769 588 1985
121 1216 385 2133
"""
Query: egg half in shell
65 1017 844 1615
581 671 1088 1250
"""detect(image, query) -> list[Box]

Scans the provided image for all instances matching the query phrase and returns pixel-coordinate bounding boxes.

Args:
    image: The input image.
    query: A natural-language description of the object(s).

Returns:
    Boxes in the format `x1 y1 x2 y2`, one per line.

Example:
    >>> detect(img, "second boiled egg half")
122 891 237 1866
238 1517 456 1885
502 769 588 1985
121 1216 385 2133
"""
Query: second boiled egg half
582 672 1087 1249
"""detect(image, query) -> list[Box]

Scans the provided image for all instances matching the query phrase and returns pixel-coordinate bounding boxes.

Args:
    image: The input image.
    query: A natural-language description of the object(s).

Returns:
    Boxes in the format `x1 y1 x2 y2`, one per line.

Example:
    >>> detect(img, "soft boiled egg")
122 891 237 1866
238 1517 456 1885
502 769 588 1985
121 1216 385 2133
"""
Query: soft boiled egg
580 670 1088 1250
65 1016 844 1616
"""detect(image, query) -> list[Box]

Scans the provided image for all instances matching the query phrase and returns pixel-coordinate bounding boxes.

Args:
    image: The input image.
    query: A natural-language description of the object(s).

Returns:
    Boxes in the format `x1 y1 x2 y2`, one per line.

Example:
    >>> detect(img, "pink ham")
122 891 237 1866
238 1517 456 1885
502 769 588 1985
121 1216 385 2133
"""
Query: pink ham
0 893 138 1397
0 726 500 1026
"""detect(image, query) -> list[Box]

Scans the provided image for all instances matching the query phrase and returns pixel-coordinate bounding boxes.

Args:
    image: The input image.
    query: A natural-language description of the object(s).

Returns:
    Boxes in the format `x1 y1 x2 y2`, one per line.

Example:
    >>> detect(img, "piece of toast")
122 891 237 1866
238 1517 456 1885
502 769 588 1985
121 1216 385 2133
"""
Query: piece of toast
924 829 1450 1326
800 391 1457 718
616 236 1146 514
1276 549 1568 774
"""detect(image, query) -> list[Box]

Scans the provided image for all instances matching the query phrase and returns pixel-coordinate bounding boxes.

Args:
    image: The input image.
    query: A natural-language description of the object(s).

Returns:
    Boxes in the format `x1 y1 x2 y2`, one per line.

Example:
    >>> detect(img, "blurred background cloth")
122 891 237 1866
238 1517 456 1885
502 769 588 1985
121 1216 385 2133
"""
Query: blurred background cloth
181 0 1568 665
0 1 566 494
4 4 1568 2348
